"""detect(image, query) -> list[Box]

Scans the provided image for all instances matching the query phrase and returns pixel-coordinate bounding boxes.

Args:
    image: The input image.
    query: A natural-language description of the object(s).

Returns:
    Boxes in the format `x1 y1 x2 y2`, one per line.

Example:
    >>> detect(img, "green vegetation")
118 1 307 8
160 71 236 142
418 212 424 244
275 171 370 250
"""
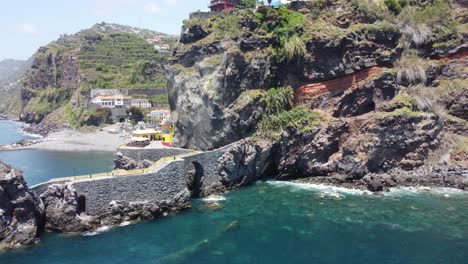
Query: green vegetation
257 105 321 139
23 88 72 123
86 108 113 126
263 86 294 114
233 89 266 110
79 33 169 89
64 104 90 128
240 0 256 8
127 107 145 125
149 93 170 106
384 0 408 14
214 15 243 40
252 86 320 139
279 35 306 61
394 51 427 84
350 0 389 20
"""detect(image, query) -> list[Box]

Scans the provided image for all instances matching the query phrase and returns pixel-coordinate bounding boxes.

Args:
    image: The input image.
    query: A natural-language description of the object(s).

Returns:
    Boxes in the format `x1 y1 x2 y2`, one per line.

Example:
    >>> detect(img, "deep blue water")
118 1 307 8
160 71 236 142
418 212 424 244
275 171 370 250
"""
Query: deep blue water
0 182 467 264
0 121 467 263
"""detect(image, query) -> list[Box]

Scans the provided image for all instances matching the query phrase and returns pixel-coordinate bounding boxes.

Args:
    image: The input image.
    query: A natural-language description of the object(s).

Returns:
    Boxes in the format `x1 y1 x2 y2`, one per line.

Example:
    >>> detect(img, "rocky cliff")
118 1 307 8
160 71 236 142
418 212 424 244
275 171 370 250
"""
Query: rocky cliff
0 162 44 250
168 0 467 184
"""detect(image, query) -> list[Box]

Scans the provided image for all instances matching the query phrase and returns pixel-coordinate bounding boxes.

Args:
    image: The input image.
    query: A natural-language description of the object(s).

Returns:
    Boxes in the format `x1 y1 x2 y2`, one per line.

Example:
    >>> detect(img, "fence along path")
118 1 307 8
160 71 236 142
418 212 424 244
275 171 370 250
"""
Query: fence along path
47 151 201 183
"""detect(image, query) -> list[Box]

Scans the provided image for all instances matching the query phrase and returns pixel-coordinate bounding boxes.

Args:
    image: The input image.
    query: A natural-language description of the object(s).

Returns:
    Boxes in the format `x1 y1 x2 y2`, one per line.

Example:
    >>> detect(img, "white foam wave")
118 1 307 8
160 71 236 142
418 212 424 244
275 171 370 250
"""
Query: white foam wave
18 125 43 139
202 195 226 202
267 181 368 196
82 226 112 236
119 221 132 227
386 186 468 197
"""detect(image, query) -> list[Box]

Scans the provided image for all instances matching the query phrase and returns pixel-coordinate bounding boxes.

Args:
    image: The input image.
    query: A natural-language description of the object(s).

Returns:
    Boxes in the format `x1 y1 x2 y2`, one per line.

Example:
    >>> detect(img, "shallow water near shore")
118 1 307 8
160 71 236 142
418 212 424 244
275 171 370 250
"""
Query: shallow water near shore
0 182 467 264
0 121 113 185
1 121 468 263
0 121 37 145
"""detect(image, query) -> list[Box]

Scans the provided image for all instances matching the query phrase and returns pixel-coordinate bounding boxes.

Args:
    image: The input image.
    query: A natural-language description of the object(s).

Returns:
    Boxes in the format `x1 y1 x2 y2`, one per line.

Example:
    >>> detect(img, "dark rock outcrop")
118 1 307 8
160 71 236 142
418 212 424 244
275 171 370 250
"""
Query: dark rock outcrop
40 184 93 233
216 139 276 191
0 162 44 250
114 152 153 170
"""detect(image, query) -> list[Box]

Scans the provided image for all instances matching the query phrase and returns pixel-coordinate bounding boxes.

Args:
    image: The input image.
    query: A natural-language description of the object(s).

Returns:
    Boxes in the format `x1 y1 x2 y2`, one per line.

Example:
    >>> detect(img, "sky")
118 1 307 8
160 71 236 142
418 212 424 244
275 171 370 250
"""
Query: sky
0 0 209 60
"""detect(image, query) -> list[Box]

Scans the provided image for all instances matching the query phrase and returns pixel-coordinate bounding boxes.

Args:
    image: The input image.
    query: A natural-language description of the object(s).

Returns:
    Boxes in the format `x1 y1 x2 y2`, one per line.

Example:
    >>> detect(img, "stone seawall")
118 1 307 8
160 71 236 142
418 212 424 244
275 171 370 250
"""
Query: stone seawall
72 160 187 215
32 142 239 218
118 147 193 162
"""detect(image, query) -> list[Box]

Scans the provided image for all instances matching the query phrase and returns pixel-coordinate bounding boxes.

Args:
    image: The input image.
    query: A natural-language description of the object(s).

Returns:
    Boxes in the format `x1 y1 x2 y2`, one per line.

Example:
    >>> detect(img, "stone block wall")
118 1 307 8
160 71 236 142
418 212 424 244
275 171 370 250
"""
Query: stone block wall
118 147 193 162
72 160 186 215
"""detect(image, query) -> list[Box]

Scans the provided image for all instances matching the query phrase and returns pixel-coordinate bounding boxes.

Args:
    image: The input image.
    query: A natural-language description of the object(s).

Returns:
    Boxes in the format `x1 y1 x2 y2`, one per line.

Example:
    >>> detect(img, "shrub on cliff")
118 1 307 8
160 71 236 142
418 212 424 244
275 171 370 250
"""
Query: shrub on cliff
395 51 427 85
279 35 306 61
264 86 294 114
384 0 408 14
257 105 320 139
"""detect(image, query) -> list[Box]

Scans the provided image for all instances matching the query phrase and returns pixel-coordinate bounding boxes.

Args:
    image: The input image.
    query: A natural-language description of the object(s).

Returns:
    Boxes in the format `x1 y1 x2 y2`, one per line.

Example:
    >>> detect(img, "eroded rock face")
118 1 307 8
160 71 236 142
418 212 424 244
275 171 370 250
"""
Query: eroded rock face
167 48 271 150
114 152 153 170
216 139 276 190
276 121 349 179
40 184 93 233
362 165 468 192
0 162 44 250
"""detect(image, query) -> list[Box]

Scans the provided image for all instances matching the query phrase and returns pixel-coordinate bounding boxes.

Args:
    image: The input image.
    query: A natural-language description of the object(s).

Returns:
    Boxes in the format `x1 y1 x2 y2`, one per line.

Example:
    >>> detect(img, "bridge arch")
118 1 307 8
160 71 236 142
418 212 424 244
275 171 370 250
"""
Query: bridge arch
185 161 204 197
77 195 87 214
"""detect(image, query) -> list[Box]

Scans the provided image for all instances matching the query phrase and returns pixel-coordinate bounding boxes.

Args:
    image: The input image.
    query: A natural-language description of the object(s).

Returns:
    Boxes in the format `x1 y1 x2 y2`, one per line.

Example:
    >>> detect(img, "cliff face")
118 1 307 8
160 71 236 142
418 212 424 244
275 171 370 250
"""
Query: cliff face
0 162 44 250
19 22 177 128
169 0 467 176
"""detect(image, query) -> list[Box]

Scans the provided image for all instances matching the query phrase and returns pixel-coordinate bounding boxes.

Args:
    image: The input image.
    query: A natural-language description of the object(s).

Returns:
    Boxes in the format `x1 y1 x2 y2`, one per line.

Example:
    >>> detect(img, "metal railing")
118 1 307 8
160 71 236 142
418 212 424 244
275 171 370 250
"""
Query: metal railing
47 151 200 183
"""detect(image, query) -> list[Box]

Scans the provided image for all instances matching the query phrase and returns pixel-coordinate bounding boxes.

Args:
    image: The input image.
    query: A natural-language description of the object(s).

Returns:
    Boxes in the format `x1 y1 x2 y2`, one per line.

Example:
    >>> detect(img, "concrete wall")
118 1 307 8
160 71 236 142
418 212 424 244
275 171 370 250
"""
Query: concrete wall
72 160 186 215
118 147 194 162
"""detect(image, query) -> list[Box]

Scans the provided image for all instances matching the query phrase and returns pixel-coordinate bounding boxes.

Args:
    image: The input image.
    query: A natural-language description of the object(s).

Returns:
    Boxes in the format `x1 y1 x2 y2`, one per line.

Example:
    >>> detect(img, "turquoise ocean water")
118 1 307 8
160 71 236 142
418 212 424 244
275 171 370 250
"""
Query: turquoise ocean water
0 121 467 263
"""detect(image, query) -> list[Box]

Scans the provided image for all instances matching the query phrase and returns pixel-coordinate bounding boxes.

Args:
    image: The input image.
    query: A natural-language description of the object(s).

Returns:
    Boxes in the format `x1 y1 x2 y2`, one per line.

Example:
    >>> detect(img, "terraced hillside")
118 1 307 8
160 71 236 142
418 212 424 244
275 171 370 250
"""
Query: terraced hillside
19 22 177 128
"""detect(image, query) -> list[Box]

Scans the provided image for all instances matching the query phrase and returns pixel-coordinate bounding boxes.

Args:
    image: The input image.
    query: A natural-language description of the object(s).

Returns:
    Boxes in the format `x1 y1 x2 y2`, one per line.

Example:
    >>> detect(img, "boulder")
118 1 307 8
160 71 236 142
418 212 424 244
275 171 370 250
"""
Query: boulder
0 162 44 250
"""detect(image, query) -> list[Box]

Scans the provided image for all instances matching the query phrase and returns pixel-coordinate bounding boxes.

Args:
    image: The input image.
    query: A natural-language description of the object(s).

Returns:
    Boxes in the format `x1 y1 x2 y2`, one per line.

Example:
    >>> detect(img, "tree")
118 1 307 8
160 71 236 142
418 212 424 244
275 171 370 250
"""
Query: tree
267 0 272 5
127 107 145 125
241 0 257 8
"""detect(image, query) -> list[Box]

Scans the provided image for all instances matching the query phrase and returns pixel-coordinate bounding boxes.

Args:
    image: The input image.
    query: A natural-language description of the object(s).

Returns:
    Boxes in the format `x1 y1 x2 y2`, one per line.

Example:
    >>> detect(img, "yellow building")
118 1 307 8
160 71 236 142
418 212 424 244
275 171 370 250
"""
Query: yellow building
133 129 162 141
132 122 174 145
160 122 174 144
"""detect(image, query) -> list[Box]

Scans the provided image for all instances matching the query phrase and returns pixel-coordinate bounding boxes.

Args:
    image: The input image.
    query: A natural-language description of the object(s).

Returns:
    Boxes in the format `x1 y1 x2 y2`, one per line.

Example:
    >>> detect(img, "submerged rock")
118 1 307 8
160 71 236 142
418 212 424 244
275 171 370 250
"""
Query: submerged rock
0 162 44 250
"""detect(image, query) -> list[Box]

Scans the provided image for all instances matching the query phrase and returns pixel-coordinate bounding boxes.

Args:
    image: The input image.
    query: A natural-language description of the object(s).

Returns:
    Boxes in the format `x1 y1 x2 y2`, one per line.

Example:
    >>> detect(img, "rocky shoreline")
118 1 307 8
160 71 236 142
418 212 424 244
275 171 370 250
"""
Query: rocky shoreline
292 165 468 192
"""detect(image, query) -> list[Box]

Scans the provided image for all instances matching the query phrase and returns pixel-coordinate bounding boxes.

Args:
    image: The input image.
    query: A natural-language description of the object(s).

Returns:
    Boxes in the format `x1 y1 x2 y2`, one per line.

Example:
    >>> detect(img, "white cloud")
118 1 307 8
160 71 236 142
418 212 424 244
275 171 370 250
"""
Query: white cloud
15 23 39 35
144 2 160 14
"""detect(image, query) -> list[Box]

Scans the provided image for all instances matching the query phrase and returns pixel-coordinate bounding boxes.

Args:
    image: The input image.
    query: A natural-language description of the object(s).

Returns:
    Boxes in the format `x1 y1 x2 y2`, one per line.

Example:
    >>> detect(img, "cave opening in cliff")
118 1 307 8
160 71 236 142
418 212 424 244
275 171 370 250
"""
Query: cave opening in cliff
185 161 204 198
77 195 86 214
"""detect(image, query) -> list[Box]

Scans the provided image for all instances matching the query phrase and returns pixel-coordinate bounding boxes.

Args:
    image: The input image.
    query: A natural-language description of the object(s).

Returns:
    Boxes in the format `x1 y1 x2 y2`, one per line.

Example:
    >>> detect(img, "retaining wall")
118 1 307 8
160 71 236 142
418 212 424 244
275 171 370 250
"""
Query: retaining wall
73 160 186 215
118 147 193 162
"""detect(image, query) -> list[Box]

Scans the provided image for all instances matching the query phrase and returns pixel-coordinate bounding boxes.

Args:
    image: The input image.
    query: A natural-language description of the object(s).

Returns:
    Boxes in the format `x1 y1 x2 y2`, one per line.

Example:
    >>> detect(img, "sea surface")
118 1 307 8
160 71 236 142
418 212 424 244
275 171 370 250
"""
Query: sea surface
0 121 467 264
0 121 114 185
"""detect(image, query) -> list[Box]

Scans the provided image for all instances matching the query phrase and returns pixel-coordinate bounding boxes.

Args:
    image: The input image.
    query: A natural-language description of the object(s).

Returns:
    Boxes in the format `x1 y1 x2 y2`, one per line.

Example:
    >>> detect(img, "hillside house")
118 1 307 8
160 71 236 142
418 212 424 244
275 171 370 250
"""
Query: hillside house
149 109 171 122
131 98 152 108
209 0 240 12
154 44 171 53
147 36 162 43
91 95 132 108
